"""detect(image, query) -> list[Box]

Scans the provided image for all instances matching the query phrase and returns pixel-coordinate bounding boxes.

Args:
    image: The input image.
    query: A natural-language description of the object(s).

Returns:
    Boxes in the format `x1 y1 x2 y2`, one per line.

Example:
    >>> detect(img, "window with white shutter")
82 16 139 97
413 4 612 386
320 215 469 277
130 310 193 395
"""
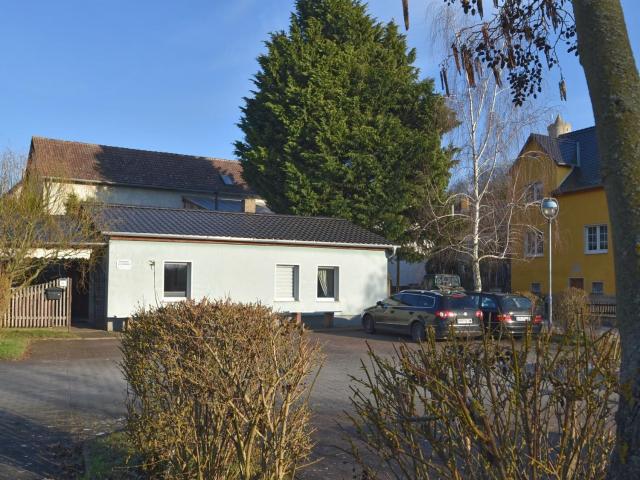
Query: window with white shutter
275 265 299 301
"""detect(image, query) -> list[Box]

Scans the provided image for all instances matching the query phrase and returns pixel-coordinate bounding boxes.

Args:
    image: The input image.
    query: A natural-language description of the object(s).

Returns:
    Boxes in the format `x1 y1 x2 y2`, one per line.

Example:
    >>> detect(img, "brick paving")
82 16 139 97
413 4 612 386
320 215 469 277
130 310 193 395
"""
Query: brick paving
0 329 410 480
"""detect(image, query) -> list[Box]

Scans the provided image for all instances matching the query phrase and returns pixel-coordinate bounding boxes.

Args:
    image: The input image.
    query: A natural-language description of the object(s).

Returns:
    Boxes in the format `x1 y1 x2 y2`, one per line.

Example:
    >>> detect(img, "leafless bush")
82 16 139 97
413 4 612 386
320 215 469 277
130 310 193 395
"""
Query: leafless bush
121 299 322 480
554 287 594 333
1 149 102 319
348 323 619 479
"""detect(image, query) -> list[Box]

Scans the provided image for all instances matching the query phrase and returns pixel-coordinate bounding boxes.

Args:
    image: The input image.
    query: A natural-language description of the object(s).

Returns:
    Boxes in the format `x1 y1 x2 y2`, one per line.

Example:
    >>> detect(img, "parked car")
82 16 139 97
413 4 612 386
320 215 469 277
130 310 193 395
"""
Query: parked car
362 290 483 341
475 293 543 336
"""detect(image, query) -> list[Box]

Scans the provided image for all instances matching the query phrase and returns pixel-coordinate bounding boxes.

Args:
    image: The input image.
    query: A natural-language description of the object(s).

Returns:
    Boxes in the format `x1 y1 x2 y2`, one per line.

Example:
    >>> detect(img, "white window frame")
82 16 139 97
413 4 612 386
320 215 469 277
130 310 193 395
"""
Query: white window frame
274 264 300 302
524 229 544 257
316 266 339 301
584 224 608 254
163 261 192 301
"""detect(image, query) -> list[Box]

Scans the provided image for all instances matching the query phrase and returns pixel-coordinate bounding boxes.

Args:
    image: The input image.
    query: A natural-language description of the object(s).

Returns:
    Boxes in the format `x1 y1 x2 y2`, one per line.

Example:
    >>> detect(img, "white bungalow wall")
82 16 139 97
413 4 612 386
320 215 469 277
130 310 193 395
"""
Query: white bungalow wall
106 238 389 320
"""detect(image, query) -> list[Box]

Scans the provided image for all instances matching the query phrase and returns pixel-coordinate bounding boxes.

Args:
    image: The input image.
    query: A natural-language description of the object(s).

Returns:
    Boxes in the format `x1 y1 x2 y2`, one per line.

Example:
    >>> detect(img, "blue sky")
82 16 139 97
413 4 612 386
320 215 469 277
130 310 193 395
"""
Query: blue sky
0 0 638 159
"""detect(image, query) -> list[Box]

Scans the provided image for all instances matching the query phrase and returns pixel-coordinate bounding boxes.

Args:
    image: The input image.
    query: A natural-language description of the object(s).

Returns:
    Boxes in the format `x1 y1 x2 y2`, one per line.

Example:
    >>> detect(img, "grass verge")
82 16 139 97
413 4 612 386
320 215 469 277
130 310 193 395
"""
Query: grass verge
83 431 142 479
0 328 79 360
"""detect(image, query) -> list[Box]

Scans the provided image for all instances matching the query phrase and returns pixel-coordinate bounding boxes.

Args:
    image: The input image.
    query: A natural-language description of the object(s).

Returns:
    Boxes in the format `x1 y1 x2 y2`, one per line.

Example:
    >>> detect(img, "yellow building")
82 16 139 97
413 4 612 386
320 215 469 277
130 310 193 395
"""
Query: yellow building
511 116 615 298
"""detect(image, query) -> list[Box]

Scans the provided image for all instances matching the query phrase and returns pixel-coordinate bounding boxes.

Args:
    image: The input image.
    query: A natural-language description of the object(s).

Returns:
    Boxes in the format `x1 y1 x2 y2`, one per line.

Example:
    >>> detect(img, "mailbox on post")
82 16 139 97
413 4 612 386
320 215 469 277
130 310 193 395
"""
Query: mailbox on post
45 287 64 301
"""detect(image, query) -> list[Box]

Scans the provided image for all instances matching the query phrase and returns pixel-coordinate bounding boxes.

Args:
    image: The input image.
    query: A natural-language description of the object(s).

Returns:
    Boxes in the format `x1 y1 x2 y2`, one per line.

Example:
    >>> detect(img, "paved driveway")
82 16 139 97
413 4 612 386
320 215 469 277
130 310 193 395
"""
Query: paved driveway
0 329 409 479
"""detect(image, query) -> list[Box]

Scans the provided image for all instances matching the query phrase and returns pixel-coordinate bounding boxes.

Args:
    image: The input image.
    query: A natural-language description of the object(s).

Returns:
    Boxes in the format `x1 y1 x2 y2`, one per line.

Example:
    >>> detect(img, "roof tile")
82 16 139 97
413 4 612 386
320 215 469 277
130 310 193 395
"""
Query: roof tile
96 205 394 247
28 137 251 195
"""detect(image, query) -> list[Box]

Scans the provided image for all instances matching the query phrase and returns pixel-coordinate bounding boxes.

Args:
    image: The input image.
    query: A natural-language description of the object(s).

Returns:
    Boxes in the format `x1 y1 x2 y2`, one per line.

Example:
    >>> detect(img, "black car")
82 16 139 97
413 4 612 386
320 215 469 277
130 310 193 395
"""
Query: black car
476 293 543 336
362 290 484 341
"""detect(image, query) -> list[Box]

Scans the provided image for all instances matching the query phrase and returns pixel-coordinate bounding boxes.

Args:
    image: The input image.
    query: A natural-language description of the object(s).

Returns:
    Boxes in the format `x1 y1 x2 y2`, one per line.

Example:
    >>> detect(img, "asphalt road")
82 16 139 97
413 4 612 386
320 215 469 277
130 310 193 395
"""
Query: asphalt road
0 329 409 480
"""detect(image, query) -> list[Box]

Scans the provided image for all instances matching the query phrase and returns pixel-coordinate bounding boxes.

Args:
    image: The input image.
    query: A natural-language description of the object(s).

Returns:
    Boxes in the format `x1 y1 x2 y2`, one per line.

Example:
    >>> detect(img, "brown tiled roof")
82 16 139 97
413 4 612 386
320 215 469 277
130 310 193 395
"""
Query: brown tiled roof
96 204 395 248
27 136 252 196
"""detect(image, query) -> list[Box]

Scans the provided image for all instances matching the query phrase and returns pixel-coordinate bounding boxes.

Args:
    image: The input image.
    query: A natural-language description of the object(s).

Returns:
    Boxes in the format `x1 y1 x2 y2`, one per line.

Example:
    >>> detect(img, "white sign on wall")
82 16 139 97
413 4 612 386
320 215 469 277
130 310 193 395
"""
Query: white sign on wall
117 259 132 270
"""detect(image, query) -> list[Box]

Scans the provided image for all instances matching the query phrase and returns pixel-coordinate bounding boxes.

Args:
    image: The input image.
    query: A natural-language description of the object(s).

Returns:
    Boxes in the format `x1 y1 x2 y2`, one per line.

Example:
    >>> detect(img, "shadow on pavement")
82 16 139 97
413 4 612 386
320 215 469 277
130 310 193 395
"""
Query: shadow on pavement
0 410 82 479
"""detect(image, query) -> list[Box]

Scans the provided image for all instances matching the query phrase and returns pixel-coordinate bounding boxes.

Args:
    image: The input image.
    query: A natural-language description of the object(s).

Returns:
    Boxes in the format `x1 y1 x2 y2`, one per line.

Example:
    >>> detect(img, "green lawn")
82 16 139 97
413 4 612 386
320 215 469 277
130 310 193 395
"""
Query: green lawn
0 328 78 360
82 431 141 479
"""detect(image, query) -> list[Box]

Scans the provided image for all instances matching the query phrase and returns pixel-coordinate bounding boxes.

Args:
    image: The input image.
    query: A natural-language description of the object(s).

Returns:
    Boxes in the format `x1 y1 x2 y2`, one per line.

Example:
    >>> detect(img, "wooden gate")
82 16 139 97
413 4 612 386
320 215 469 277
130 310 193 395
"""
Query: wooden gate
2 278 72 328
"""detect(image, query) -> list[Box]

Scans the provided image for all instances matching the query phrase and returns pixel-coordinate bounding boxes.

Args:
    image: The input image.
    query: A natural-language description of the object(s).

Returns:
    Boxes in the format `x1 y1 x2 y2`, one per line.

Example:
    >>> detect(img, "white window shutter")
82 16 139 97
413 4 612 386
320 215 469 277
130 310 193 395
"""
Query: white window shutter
275 265 297 300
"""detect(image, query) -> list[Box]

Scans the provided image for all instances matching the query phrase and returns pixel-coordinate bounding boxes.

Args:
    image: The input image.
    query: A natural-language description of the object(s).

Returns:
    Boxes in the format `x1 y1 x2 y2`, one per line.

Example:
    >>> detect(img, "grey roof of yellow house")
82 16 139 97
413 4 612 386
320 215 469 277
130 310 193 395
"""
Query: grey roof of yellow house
528 126 601 193
27 136 253 196
96 204 395 249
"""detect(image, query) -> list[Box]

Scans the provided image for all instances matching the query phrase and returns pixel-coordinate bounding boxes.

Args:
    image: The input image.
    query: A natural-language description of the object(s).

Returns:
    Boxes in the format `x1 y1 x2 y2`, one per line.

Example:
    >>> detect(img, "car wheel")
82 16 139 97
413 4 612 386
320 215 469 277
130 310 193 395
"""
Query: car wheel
411 322 426 342
362 314 376 334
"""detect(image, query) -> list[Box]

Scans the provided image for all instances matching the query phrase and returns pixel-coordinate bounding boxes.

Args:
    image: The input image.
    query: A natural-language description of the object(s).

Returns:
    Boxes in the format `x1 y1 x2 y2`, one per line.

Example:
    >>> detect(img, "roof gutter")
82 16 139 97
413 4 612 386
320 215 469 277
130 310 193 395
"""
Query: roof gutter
103 231 397 251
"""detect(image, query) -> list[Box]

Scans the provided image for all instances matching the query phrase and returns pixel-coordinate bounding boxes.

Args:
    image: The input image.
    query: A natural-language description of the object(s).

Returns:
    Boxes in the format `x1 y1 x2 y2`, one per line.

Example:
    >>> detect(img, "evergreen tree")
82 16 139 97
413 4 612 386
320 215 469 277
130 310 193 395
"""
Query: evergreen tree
235 0 454 254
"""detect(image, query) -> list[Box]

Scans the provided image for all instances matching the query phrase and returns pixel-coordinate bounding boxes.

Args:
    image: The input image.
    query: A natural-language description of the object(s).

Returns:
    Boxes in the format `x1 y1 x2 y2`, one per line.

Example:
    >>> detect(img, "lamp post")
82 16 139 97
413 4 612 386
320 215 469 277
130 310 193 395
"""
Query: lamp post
540 197 559 328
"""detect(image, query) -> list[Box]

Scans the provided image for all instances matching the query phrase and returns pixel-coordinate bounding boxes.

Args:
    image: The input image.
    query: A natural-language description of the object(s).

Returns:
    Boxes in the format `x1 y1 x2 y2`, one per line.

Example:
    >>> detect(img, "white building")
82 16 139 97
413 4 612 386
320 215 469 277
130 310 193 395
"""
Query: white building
23 137 395 329
97 205 394 330
27 136 269 215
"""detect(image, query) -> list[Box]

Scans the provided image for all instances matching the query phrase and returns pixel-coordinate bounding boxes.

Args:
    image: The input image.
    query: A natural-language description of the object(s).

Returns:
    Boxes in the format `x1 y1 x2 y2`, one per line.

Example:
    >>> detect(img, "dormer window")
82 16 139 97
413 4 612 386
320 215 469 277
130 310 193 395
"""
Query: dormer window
220 174 235 185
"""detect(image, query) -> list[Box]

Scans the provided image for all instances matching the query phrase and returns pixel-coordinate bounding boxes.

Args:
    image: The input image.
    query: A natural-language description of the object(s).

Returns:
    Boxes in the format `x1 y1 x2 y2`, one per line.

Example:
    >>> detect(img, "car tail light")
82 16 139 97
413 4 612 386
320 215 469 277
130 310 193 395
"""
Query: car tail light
475 310 483 319
497 314 512 323
435 310 455 319
533 314 543 324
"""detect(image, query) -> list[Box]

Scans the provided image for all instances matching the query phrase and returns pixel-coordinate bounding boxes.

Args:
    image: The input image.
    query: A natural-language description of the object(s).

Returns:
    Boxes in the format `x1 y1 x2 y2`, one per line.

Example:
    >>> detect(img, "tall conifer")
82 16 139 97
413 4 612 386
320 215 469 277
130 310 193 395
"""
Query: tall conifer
236 0 454 253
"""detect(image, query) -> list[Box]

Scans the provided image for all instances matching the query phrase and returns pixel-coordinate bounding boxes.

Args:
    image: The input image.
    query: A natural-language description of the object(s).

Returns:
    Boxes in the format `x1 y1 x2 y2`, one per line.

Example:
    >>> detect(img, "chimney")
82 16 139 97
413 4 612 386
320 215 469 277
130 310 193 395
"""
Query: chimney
242 197 256 214
547 114 572 138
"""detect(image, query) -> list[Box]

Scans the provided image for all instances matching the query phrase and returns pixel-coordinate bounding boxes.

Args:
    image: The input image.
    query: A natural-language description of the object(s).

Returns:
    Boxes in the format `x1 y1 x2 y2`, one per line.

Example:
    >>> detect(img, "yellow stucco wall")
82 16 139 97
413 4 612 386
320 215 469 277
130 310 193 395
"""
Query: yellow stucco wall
510 139 615 296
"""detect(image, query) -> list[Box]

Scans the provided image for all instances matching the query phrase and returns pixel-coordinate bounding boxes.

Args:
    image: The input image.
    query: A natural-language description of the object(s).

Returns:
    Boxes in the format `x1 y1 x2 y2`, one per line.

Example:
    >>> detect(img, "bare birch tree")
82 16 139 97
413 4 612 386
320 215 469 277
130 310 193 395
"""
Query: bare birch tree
420 6 550 291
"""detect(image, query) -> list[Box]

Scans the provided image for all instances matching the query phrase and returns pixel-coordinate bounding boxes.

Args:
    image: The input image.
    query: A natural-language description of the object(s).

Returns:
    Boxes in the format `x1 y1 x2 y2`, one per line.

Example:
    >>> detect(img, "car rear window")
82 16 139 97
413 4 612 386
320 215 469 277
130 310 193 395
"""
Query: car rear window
500 296 533 311
444 295 477 310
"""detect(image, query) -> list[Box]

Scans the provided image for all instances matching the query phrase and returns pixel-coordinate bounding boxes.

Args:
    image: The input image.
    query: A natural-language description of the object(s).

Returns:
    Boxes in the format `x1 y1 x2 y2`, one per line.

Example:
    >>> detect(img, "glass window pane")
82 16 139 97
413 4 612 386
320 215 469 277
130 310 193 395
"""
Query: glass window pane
401 294 416 306
599 225 608 250
444 295 477 309
501 296 532 311
481 296 497 309
218 198 243 212
317 267 336 298
164 263 189 297
592 282 604 295
587 226 597 251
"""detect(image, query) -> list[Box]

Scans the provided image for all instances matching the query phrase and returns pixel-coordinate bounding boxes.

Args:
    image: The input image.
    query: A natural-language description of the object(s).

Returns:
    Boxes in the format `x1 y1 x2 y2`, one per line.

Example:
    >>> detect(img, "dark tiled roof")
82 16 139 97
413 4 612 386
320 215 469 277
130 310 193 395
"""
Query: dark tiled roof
27 137 252 196
528 127 601 193
96 205 394 248
555 127 601 193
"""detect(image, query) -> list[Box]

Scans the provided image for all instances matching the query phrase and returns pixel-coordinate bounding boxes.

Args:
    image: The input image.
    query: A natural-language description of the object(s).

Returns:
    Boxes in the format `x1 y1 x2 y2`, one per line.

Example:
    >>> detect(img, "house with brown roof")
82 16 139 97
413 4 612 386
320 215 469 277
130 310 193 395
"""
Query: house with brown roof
16 137 394 330
27 137 269 214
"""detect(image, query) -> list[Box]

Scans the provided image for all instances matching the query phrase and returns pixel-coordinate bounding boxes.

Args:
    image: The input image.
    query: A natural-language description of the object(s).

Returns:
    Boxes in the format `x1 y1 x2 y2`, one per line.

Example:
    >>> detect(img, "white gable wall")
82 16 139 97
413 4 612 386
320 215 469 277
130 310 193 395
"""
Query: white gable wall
106 238 389 319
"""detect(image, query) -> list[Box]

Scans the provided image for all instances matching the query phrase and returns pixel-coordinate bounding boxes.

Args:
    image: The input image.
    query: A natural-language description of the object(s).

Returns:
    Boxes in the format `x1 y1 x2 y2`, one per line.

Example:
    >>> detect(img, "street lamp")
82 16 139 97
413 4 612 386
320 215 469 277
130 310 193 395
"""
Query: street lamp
540 197 559 328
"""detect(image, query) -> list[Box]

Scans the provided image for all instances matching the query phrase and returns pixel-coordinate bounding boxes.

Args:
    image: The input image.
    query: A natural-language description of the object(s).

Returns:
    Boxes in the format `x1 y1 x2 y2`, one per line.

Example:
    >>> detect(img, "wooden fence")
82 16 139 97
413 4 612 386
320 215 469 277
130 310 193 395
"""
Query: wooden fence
590 302 616 318
2 278 71 328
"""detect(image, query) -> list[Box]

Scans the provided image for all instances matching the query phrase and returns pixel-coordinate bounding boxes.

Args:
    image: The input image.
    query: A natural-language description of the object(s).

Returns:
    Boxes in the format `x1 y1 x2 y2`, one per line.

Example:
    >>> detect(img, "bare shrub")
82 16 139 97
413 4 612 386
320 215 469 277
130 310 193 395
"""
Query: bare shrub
554 287 593 333
1 148 102 322
121 299 321 480
348 325 619 479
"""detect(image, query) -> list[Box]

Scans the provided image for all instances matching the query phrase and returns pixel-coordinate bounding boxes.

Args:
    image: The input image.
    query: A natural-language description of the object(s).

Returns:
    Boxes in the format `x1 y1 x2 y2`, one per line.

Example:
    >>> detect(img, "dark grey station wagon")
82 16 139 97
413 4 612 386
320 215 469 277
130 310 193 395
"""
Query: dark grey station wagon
362 290 484 341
